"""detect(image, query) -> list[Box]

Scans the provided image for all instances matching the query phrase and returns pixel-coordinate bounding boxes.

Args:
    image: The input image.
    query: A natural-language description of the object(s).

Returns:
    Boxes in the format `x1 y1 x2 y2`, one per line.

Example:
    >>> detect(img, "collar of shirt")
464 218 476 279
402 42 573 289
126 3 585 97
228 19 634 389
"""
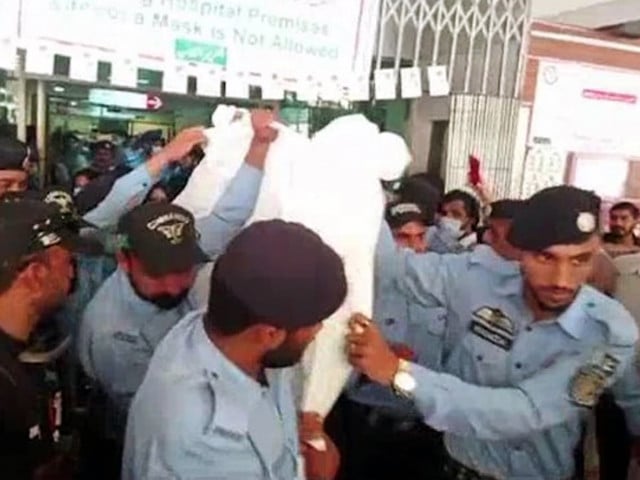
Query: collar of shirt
551 287 592 339
0 327 27 358
484 267 594 340
190 317 268 435
470 244 520 275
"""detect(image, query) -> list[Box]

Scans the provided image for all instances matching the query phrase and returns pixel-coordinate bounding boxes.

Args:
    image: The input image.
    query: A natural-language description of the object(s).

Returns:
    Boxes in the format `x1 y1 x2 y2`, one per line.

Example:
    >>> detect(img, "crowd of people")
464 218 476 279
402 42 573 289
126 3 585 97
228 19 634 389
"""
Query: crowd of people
0 110 640 480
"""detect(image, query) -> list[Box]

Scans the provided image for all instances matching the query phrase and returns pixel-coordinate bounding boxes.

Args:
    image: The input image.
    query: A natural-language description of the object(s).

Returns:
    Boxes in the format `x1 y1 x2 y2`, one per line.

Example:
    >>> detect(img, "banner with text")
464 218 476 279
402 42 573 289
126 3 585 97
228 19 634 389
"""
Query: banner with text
529 61 640 156
19 0 380 81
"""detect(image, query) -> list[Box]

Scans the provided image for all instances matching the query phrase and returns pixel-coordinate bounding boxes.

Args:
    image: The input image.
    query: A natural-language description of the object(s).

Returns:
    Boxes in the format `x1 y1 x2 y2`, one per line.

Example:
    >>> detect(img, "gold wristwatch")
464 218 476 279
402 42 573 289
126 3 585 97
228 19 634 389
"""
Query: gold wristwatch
392 358 417 398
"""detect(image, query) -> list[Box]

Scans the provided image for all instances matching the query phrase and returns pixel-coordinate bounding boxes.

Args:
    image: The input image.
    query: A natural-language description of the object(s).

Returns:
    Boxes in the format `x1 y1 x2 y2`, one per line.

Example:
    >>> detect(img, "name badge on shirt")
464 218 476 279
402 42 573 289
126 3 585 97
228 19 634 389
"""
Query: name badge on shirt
470 306 515 351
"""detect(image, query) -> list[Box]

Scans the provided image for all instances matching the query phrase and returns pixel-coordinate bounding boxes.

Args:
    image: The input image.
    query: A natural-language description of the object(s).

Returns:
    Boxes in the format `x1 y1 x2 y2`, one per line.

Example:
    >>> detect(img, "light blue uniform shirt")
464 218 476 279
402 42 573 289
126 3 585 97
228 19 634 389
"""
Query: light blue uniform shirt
77 164 262 417
376 225 639 479
123 311 301 480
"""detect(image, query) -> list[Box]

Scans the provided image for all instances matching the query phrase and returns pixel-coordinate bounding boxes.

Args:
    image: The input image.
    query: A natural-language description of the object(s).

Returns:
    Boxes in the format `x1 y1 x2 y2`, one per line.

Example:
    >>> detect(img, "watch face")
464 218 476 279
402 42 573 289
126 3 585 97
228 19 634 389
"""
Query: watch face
395 371 417 393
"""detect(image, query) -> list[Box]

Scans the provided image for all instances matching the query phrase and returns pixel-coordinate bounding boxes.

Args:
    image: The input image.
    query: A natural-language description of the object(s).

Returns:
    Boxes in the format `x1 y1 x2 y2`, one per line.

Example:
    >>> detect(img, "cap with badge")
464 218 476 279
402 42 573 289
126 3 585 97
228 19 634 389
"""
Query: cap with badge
386 201 430 229
0 137 29 171
41 187 96 230
396 176 440 225
117 203 209 277
0 199 101 277
92 140 115 152
508 186 601 252
209 220 347 330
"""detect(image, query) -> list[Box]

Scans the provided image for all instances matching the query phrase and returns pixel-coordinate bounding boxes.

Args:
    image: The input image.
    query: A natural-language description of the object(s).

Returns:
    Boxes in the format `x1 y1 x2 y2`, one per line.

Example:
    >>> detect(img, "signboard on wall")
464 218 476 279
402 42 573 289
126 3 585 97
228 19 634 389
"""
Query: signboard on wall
529 61 640 156
19 0 379 81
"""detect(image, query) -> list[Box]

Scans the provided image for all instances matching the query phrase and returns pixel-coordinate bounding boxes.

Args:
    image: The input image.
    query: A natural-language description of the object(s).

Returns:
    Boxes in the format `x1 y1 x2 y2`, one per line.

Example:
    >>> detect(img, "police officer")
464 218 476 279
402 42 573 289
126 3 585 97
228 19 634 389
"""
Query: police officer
0 136 30 197
350 185 638 479
77 112 275 478
342 200 448 480
123 220 347 480
481 199 524 261
0 199 98 479
385 201 430 253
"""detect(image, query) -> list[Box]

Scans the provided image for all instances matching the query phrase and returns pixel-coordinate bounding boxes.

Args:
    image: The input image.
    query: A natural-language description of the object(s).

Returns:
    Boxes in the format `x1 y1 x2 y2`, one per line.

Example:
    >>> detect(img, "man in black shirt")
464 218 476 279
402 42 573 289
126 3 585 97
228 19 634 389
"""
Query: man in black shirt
0 199 98 479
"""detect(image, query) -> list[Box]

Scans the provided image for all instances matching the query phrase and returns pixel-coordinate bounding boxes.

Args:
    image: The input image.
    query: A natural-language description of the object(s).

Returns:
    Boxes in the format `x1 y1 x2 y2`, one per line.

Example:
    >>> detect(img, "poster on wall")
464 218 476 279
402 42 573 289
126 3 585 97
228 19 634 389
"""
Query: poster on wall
529 60 640 157
19 0 380 82
0 0 19 70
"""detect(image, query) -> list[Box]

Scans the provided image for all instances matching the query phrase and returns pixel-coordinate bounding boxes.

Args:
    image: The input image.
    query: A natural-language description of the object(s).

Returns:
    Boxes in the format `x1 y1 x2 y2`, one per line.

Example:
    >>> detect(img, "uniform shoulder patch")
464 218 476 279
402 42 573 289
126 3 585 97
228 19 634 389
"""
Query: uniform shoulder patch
569 351 621 408
569 366 607 408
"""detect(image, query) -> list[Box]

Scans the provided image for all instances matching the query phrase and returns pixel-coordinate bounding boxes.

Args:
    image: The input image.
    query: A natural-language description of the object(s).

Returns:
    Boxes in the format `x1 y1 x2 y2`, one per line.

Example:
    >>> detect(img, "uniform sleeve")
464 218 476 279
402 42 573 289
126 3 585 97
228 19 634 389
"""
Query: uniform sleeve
376 222 466 309
196 163 262 258
611 355 640 435
83 164 154 228
409 344 635 440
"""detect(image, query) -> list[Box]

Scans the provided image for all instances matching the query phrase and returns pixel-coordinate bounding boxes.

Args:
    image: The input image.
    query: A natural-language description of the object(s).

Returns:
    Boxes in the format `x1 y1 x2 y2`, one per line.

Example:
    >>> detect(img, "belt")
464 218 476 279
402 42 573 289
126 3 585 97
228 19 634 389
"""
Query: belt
442 456 498 480
349 401 421 433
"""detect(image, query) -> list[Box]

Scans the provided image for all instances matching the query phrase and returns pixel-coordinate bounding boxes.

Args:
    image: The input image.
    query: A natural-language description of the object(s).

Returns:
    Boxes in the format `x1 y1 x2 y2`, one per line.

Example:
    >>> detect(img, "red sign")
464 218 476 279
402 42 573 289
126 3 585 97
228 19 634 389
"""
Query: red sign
582 89 637 104
146 94 163 110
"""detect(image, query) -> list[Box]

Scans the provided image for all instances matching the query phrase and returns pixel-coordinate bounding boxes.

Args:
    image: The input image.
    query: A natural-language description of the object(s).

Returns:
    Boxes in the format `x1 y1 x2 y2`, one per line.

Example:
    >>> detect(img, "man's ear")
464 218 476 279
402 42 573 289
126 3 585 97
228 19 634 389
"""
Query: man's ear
17 258 50 292
250 324 287 350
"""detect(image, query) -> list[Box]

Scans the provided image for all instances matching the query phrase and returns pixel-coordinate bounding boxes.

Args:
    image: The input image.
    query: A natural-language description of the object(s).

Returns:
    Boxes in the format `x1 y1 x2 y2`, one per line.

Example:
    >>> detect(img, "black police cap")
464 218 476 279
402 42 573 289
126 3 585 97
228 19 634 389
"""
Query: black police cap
210 220 347 330
488 199 525 220
0 137 29 171
117 202 209 277
0 200 101 276
508 186 601 252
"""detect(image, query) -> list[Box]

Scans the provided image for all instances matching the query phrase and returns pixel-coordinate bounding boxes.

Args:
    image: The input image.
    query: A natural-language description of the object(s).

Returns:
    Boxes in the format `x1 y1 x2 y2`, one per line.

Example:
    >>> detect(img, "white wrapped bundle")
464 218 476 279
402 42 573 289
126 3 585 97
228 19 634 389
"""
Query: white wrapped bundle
284 115 410 418
173 105 252 218
174 105 309 225
175 109 410 421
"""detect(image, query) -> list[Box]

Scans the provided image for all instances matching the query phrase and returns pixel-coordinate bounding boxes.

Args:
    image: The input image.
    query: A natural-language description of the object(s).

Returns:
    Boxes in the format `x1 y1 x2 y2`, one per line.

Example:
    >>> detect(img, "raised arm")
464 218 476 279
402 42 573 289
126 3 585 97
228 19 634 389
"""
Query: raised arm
84 127 206 228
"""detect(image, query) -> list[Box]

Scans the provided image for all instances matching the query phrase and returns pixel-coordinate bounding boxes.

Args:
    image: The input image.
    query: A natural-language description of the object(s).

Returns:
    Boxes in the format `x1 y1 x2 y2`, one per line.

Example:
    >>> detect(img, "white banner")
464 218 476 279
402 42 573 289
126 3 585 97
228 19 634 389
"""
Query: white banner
529 61 640 156
0 0 19 70
19 0 380 81
0 0 19 40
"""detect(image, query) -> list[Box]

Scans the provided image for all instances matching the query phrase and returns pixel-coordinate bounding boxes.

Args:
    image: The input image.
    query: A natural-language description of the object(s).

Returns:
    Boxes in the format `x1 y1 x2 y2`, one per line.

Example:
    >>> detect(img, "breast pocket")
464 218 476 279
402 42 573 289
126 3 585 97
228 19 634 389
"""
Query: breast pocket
407 305 447 371
456 331 510 386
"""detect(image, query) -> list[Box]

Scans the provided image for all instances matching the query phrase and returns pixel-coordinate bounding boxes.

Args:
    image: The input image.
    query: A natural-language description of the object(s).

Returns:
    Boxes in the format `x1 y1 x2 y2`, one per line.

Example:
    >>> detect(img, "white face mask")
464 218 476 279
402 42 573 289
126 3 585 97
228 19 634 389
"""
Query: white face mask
439 216 463 235
151 145 163 155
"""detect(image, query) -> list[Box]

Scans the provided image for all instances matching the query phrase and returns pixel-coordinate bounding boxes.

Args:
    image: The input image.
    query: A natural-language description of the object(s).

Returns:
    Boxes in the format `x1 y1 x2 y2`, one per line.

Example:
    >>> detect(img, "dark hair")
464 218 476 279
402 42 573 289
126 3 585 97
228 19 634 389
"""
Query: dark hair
440 189 480 228
610 201 640 219
204 267 260 336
